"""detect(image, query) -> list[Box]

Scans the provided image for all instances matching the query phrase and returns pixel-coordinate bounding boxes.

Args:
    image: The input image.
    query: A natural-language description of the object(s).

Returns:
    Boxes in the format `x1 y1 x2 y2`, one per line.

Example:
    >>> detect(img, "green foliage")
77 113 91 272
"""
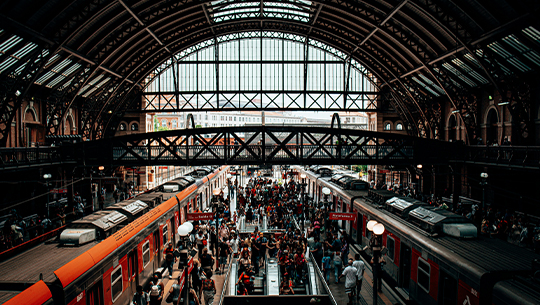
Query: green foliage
352 165 367 172
154 117 169 131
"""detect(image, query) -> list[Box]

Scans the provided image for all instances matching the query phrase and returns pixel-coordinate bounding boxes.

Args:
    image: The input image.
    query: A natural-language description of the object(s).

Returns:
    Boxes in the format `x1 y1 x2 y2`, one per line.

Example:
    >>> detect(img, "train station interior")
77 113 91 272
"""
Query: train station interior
0 0 540 305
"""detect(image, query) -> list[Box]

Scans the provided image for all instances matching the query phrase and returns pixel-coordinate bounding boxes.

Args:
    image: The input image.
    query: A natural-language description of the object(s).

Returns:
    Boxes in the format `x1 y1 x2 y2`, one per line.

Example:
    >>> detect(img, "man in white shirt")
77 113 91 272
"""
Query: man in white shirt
229 233 240 257
338 258 358 305
352 253 365 300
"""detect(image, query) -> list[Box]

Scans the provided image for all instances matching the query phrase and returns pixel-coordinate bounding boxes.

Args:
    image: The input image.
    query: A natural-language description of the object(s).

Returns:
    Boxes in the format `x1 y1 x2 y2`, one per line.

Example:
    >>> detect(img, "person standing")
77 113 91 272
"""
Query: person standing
113 188 119 203
229 234 240 258
195 230 205 255
310 236 323 267
132 285 149 305
210 227 218 256
251 235 261 274
98 195 105 210
352 253 365 300
259 232 268 265
75 200 85 218
338 259 358 305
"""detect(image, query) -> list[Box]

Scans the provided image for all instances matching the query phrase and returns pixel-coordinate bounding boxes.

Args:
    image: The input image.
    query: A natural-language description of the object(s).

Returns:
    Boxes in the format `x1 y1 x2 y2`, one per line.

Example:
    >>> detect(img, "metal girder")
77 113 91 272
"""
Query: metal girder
0 50 46 146
499 78 534 145
4 131 540 172
0 0 536 144
77 126 457 167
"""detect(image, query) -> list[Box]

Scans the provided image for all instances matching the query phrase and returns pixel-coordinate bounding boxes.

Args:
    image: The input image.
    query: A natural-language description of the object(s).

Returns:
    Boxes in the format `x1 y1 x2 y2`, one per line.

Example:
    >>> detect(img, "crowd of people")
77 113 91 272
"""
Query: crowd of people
234 174 368 304
0 210 54 251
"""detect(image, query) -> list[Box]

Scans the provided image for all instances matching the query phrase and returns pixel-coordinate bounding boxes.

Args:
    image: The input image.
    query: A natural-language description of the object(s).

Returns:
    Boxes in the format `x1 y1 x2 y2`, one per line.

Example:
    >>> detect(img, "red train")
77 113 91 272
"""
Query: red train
3 166 229 305
300 166 540 305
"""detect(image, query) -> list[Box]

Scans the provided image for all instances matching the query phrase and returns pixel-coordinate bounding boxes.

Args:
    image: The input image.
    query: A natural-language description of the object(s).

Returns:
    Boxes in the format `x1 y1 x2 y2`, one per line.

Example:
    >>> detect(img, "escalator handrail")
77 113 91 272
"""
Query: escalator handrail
218 254 234 305
307 251 338 305
292 217 338 305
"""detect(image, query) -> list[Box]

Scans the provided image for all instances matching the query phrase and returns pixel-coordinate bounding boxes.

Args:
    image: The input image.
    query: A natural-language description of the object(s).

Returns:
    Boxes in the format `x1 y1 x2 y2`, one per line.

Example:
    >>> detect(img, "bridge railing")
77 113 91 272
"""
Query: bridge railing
465 145 540 168
0 147 64 168
112 144 415 162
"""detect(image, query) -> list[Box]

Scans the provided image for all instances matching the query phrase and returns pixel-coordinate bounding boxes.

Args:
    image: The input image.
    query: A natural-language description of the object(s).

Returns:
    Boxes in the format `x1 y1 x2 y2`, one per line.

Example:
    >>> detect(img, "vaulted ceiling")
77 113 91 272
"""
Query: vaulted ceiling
0 0 539 143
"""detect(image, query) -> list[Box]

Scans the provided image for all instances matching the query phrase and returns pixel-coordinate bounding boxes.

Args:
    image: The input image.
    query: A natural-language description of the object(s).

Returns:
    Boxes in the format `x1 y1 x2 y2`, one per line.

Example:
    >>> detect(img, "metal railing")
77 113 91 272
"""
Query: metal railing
291 217 337 304
218 255 235 305
307 251 337 305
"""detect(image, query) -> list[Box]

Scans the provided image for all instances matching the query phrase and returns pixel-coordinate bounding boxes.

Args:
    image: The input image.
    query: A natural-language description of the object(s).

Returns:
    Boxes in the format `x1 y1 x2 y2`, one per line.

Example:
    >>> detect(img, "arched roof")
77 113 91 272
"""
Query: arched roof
0 0 538 141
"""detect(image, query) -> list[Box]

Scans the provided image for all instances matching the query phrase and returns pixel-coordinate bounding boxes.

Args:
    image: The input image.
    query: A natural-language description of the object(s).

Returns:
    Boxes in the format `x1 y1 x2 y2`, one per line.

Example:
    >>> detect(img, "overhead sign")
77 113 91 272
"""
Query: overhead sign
187 212 214 221
329 212 357 221
50 189 67 194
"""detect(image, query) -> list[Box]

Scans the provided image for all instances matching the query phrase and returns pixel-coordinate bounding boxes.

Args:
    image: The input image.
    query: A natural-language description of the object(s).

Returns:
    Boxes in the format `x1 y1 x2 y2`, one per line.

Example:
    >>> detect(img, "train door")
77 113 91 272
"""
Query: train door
399 244 411 291
153 229 161 270
86 280 104 305
170 216 177 247
439 270 457 305
128 249 139 297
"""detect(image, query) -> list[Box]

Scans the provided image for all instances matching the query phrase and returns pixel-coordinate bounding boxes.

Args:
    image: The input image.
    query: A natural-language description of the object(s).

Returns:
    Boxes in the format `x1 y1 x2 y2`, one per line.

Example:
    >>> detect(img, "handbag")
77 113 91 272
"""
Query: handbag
165 293 174 303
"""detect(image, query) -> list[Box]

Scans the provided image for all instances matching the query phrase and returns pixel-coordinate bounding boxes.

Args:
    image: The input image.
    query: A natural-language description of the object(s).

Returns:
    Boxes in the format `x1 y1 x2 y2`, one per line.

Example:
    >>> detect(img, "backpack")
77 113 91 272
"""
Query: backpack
150 284 161 296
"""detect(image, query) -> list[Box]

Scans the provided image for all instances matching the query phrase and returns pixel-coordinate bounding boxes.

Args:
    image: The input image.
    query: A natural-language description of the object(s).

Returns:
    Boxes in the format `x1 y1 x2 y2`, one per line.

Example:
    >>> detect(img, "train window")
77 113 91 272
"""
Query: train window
163 225 168 245
142 241 151 268
386 236 395 262
111 265 123 302
417 258 430 293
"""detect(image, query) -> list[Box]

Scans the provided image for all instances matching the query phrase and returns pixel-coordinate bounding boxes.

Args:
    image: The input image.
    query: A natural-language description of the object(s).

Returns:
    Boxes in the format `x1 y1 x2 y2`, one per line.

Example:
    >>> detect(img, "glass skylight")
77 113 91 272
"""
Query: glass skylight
442 62 477 87
209 0 312 23
487 41 530 72
0 36 23 54
412 76 440 96
418 74 445 95
452 58 488 84
502 34 540 68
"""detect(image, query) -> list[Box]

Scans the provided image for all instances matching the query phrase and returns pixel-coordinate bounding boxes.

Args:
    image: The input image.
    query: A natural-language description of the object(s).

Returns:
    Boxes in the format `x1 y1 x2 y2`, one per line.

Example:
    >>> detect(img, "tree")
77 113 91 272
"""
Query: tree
154 117 169 131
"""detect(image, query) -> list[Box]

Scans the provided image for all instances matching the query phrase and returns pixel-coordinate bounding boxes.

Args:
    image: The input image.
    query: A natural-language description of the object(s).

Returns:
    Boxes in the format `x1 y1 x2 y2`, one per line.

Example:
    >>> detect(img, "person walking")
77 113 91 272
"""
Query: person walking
352 253 365 300
200 270 216 305
321 251 332 283
163 243 177 279
338 259 358 305
217 237 230 274
191 259 203 299
200 248 215 275
168 276 182 305
148 274 164 305
332 250 343 284
132 285 149 305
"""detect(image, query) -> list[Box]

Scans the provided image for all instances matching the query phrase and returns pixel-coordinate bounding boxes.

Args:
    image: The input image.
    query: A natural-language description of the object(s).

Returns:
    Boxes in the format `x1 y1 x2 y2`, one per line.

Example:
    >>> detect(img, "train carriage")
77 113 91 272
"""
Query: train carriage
299 166 540 305
3 166 229 305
